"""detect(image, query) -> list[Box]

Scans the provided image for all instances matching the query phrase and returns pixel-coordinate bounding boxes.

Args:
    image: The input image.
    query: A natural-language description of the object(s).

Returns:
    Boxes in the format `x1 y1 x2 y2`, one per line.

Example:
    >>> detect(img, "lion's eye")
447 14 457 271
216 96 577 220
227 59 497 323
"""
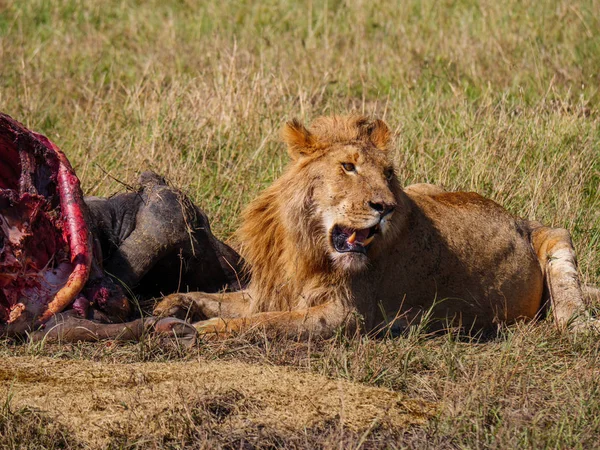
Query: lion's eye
342 162 356 173
385 168 394 181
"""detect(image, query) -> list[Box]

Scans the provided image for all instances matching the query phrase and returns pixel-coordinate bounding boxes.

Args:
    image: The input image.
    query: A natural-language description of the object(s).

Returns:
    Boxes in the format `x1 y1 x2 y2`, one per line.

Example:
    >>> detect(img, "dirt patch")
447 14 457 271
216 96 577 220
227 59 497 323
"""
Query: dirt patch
1 356 434 447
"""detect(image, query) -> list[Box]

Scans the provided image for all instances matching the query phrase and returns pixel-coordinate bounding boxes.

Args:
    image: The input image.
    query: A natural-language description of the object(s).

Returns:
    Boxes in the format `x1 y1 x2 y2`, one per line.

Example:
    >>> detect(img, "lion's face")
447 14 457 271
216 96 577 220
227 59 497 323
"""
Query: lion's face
281 116 400 273
311 143 398 271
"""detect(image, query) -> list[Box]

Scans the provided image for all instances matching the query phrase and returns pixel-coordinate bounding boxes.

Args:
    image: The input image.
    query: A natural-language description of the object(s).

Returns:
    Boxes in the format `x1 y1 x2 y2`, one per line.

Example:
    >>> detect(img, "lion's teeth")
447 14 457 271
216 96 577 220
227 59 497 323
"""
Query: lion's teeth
347 232 357 244
363 235 375 246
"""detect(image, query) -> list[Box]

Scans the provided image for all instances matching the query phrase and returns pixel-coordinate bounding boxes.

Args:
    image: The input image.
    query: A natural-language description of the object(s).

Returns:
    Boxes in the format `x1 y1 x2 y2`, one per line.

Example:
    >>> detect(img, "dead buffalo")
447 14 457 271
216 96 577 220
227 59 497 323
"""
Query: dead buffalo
0 113 242 342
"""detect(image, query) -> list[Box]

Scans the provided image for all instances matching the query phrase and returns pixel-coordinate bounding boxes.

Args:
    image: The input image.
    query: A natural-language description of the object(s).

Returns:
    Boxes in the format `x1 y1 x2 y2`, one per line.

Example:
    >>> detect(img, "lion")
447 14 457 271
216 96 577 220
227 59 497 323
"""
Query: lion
154 115 599 338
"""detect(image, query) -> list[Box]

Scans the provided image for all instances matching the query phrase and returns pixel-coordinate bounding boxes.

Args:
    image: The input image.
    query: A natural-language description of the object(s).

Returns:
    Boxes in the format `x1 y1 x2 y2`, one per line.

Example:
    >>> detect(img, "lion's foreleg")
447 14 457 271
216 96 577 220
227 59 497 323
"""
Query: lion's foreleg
154 290 251 321
192 301 355 339
531 226 590 330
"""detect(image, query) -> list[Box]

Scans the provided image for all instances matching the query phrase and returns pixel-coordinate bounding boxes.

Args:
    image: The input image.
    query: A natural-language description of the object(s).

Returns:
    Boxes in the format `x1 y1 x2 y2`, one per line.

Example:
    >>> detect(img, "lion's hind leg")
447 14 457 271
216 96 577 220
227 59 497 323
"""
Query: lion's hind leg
531 226 594 331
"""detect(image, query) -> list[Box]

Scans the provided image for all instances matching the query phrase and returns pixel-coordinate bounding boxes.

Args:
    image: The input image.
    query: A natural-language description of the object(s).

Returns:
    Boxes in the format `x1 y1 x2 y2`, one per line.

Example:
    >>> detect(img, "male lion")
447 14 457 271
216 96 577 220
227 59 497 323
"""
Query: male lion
155 115 598 337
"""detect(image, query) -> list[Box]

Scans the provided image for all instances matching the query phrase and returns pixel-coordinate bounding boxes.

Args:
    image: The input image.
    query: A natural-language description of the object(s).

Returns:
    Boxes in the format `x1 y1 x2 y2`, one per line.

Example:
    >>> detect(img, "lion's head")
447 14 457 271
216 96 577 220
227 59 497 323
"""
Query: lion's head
281 115 401 272
238 115 403 311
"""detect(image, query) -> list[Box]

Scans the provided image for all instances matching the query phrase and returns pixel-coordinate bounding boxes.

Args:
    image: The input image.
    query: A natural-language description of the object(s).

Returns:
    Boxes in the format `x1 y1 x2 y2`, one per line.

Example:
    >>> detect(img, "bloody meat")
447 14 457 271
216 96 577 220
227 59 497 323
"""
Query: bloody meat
0 113 94 333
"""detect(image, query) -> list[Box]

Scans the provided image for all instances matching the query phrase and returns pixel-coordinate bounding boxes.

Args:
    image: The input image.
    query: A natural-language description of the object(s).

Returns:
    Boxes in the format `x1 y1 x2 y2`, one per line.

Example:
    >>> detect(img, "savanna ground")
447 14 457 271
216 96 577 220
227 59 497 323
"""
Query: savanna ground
1 0 600 448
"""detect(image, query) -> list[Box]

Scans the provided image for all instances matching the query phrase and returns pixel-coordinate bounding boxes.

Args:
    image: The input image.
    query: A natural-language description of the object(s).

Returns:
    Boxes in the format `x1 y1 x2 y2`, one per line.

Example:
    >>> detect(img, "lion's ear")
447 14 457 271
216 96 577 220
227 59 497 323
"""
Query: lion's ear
369 119 391 151
281 119 317 160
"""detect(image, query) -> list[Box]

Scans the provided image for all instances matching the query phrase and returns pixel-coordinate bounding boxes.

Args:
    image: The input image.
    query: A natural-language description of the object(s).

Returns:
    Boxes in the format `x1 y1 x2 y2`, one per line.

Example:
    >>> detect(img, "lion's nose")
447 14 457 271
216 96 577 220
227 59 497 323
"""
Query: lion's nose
369 201 395 217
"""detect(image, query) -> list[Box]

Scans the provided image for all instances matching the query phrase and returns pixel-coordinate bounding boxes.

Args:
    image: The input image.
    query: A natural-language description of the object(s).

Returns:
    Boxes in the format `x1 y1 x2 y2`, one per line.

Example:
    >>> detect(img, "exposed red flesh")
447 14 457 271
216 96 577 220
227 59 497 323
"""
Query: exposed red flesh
32 132 93 324
0 113 92 332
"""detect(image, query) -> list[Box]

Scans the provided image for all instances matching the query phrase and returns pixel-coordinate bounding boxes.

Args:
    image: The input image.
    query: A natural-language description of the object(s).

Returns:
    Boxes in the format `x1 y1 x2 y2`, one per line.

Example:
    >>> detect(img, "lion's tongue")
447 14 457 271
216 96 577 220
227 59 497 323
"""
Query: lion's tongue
343 227 370 244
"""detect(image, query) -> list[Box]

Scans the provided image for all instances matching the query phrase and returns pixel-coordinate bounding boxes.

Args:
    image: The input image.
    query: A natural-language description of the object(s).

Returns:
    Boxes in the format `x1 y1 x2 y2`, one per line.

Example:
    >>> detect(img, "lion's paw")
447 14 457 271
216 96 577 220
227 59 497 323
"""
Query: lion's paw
153 293 203 321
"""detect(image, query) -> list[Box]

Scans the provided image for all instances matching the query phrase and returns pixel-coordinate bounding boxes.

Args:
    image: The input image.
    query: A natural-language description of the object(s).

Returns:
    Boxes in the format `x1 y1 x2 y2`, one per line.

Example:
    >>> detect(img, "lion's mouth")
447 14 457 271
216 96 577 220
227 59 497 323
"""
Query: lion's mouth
331 224 380 254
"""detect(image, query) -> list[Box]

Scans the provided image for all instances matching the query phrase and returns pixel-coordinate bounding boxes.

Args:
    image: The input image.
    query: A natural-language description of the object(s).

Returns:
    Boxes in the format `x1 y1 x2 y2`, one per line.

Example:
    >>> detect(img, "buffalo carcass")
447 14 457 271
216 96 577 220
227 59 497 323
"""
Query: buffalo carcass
0 113 242 341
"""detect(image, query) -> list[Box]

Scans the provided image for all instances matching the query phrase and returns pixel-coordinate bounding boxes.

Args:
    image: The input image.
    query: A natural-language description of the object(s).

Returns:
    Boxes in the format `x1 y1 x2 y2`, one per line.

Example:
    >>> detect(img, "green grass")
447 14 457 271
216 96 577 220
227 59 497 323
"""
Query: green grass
1 0 600 448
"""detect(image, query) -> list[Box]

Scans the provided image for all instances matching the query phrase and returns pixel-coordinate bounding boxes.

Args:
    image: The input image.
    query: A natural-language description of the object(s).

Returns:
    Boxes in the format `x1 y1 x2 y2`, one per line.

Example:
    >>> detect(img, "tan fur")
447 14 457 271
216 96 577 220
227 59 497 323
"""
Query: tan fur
155 115 597 337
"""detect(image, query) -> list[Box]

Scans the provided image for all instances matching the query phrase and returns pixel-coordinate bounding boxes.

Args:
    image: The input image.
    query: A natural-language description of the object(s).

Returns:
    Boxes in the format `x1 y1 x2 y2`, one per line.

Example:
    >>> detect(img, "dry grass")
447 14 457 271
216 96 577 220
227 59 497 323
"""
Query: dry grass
1 325 600 448
1 0 600 448
0 353 433 448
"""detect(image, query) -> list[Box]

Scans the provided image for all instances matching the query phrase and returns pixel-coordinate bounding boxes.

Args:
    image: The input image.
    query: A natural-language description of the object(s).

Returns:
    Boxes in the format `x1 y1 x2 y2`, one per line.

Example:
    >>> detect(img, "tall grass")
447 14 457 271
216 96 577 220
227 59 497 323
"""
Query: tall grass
1 1 598 275
1 0 600 447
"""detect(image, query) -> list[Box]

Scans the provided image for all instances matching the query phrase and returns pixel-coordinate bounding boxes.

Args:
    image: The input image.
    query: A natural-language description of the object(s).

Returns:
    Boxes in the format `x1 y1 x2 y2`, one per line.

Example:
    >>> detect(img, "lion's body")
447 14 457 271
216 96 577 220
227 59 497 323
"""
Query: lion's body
155 115 593 337
358 186 544 330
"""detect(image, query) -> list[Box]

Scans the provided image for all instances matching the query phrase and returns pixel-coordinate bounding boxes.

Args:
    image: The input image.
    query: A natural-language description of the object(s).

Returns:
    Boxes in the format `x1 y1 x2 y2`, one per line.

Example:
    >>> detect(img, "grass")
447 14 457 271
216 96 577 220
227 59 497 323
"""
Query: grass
1 0 600 448
1 325 600 448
